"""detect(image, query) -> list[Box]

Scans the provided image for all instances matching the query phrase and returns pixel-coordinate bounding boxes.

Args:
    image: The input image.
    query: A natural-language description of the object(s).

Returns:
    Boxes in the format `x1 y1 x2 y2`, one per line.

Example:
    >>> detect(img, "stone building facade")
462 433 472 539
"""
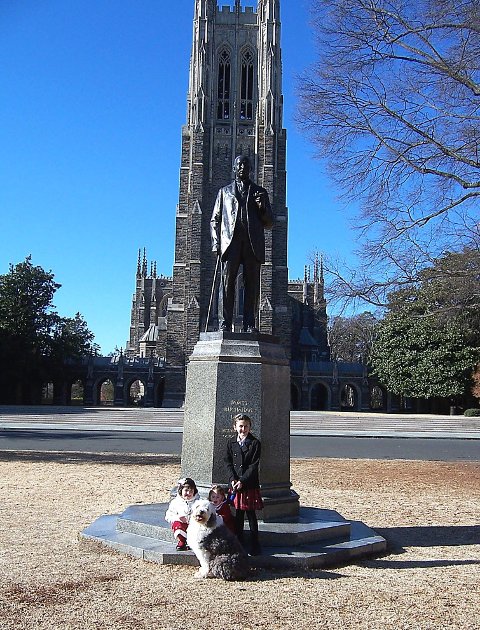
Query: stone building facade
286 258 394 412
128 0 289 405
125 0 391 412
126 248 172 360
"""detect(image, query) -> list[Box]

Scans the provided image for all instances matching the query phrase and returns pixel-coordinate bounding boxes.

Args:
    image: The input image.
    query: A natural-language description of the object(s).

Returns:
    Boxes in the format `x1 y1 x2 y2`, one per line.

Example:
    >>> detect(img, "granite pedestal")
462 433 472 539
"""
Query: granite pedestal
181 331 299 520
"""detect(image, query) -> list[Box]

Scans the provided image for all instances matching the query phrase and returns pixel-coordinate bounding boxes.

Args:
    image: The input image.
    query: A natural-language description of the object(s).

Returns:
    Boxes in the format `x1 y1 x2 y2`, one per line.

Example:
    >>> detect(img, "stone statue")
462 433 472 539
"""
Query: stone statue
210 155 273 332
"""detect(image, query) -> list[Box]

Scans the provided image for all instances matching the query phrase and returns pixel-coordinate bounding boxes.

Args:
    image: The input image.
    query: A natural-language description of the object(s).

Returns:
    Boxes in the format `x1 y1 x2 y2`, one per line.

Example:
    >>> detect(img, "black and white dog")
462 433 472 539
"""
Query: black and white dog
187 499 249 580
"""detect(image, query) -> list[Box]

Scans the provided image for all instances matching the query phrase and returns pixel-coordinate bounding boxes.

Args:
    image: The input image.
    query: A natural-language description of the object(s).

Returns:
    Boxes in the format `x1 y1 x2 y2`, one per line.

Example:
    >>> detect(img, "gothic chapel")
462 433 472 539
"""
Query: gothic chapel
126 1 376 412
129 1 291 400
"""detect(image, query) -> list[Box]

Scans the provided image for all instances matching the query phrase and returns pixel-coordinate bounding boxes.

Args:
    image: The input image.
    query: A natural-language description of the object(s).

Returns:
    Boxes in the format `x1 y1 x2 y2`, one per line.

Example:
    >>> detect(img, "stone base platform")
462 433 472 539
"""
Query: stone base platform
80 502 387 570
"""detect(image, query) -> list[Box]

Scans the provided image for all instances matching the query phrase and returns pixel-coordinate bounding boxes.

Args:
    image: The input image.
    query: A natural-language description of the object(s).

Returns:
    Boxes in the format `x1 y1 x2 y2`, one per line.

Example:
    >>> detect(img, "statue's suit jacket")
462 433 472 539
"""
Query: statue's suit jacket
210 181 273 263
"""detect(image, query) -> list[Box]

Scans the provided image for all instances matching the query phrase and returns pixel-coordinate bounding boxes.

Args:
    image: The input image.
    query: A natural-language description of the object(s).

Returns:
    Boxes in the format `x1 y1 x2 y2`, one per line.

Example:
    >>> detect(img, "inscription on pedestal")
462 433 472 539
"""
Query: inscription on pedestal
223 399 255 415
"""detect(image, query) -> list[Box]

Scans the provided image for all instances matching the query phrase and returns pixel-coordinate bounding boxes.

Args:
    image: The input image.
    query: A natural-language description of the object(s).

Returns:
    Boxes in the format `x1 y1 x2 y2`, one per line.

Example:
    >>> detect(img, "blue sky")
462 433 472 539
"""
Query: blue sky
0 0 357 354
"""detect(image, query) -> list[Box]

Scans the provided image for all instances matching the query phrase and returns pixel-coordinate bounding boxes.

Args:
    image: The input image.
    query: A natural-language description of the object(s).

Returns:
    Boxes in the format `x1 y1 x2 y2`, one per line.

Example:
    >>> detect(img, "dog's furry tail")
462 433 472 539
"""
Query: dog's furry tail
209 554 250 581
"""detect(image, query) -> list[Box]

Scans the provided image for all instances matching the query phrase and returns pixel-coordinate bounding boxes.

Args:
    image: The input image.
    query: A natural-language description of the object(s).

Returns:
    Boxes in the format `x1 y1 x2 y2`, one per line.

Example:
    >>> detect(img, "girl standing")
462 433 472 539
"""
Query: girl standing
165 477 199 550
225 413 263 555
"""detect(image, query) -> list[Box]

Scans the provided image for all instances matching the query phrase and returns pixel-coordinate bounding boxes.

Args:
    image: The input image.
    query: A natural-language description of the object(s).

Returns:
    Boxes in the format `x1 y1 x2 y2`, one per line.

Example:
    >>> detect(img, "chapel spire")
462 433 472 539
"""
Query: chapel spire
166 0 289 375
257 0 283 135
136 248 142 277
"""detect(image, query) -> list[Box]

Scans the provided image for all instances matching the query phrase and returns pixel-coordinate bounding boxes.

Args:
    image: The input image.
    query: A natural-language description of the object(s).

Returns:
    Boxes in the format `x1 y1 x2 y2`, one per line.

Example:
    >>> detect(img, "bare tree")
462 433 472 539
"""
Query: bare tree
328 311 378 362
298 0 480 306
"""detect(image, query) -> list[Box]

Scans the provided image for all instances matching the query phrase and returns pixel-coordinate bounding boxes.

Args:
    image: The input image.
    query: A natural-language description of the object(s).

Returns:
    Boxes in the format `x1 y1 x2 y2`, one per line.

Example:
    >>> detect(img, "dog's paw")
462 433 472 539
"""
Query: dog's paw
194 568 209 579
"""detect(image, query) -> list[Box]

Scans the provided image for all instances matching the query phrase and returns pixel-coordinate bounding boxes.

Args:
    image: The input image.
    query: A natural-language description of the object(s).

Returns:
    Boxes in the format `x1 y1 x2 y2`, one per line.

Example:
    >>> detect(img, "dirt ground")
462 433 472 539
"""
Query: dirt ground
0 451 479 630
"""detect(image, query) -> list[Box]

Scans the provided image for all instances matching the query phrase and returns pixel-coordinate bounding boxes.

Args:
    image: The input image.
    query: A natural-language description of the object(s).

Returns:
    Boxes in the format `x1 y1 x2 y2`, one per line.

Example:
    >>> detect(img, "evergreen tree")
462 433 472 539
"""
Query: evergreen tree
370 249 480 403
371 313 478 399
0 257 97 403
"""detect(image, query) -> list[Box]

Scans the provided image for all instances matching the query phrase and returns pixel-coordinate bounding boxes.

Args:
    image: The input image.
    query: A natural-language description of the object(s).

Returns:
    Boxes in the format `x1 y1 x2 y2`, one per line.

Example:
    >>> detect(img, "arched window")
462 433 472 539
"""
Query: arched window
217 48 231 120
370 385 384 410
129 379 145 406
240 49 254 120
41 382 54 404
99 379 114 406
340 384 356 410
71 379 84 405
311 383 329 411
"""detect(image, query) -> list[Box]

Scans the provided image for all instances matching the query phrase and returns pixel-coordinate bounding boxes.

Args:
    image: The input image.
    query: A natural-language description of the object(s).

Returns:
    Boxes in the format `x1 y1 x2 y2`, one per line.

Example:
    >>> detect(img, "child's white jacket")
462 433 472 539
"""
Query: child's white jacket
165 493 200 523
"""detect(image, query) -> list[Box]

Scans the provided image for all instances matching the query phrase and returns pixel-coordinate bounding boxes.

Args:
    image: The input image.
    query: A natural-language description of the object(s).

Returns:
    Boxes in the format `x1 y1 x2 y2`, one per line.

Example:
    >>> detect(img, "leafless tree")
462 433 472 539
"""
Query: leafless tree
328 311 378 362
298 0 480 306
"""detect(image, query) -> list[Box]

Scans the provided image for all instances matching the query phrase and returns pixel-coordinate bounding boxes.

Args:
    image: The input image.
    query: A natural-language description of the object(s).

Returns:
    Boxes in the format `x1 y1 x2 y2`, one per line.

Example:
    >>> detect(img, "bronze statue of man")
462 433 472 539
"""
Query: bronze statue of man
210 155 273 332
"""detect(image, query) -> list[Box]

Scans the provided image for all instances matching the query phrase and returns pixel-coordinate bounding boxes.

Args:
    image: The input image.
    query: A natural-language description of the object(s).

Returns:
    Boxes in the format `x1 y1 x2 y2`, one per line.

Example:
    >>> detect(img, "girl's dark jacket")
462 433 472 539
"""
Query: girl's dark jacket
225 434 261 490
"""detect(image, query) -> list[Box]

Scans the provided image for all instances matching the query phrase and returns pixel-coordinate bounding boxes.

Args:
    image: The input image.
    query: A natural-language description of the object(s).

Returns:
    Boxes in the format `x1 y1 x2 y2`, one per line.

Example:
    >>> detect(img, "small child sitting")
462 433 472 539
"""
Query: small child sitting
208 484 236 534
165 477 199 550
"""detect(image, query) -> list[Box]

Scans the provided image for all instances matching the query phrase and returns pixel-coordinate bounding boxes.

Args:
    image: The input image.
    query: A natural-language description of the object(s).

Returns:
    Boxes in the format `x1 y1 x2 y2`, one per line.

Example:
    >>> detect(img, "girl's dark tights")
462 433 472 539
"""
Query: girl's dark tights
235 509 259 543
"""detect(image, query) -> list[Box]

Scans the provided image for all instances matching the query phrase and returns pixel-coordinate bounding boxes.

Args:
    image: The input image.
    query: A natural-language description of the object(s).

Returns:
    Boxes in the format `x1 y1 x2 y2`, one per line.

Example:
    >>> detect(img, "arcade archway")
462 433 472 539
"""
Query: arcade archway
311 383 329 410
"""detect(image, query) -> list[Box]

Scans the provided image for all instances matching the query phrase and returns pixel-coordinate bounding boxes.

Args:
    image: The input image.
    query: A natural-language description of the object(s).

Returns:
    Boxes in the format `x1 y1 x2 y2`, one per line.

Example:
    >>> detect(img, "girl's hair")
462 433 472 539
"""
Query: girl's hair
177 477 198 496
208 484 226 500
233 413 252 427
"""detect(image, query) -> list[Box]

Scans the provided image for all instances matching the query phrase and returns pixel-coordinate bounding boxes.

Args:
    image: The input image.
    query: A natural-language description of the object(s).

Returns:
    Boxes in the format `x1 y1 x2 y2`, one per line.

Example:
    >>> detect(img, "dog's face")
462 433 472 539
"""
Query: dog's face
191 499 215 526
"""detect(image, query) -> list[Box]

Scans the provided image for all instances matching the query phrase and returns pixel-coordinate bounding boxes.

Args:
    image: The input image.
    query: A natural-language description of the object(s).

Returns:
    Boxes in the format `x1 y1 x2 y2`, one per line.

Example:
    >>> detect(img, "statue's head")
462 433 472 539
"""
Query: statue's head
233 155 251 181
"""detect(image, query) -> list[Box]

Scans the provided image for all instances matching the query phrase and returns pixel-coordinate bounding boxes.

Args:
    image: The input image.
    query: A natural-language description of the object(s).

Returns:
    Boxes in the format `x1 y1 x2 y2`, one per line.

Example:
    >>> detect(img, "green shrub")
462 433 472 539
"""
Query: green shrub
464 408 480 417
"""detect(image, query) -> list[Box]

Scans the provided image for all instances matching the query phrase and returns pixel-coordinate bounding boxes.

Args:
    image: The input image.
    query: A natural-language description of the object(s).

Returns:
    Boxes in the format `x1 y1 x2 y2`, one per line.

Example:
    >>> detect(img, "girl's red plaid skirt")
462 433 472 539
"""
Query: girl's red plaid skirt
232 487 264 511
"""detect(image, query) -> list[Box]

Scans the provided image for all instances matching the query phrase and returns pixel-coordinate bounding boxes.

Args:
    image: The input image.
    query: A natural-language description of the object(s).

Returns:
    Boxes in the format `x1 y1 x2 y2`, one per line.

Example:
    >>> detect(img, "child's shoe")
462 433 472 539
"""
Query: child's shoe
175 536 190 551
249 542 262 556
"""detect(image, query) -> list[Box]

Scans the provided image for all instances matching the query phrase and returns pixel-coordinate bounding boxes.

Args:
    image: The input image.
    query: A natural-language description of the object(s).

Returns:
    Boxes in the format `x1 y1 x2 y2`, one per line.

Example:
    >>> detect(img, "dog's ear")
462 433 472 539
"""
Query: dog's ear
206 512 217 528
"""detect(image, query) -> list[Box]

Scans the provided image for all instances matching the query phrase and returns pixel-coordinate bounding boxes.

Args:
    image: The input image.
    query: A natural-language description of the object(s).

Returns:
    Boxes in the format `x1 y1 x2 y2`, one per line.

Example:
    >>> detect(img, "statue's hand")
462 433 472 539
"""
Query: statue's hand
254 189 265 208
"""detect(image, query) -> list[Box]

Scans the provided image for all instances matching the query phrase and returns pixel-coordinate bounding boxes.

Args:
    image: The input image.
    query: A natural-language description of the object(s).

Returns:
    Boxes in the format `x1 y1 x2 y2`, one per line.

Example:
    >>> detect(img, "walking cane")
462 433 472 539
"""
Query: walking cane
205 252 221 333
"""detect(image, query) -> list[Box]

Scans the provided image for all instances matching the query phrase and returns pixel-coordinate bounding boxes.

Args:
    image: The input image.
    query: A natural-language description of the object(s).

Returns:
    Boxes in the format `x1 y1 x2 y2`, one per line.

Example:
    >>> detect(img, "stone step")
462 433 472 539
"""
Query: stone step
3 406 480 438
116 503 351 547
80 510 386 570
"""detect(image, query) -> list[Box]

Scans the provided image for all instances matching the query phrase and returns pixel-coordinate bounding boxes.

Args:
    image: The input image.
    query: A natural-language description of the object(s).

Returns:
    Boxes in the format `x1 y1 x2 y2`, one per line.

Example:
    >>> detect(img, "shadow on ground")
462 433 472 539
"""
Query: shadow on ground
252 567 345 581
365 524 480 570
0 450 180 466
377 524 480 548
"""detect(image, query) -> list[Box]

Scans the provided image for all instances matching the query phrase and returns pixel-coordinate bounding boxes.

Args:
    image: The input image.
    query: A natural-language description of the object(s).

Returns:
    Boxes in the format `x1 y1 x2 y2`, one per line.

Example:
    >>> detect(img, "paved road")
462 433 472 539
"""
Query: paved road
1 406 479 461
1 428 479 461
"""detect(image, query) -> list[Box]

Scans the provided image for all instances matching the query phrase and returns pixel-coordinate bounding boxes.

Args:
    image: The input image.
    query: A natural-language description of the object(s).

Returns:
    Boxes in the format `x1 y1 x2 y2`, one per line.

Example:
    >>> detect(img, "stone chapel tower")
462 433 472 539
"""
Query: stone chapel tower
164 0 289 402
